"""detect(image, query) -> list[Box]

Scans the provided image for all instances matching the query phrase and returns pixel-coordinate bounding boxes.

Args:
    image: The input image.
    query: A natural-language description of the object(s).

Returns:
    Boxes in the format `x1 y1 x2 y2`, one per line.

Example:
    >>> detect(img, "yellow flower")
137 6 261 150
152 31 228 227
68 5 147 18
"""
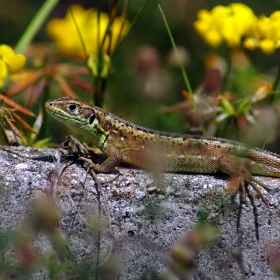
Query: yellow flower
0 44 26 89
244 11 280 55
194 3 256 48
46 4 130 59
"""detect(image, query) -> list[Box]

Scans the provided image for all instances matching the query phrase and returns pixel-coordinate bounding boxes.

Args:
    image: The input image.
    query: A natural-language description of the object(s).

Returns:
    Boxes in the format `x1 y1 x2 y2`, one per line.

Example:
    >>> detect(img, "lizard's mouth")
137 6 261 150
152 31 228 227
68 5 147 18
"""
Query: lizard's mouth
45 106 84 127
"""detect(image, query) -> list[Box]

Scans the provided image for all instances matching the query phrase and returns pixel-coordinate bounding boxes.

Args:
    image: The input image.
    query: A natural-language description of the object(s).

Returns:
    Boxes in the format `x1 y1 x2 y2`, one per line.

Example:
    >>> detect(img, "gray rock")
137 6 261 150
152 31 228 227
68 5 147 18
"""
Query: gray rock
0 146 279 279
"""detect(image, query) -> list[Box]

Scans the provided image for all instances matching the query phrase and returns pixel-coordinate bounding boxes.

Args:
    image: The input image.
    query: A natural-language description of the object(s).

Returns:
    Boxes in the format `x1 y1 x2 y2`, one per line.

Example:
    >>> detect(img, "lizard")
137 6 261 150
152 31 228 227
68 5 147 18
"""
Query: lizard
45 96 280 202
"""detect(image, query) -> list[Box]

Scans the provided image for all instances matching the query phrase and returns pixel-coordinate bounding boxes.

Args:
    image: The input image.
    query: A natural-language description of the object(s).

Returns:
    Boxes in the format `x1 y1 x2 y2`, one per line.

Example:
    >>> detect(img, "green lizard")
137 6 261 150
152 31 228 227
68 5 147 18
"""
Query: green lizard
45 97 279 202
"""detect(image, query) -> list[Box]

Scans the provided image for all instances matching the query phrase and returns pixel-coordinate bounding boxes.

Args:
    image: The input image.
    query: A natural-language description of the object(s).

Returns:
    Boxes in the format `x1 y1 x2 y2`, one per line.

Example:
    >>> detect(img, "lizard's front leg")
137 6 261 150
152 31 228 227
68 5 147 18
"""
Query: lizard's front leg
58 136 123 173
83 144 123 173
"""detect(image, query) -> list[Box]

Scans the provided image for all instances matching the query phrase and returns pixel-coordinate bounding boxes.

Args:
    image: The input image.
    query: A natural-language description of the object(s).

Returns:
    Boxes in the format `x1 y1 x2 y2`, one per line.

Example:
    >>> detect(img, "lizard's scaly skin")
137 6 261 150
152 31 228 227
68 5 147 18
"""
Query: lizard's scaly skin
45 97 280 200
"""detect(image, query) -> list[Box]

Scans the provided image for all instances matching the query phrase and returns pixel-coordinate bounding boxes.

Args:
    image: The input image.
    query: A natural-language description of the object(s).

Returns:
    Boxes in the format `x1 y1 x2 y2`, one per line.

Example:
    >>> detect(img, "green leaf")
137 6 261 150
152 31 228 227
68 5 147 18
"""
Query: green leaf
33 137 51 148
28 108 43 144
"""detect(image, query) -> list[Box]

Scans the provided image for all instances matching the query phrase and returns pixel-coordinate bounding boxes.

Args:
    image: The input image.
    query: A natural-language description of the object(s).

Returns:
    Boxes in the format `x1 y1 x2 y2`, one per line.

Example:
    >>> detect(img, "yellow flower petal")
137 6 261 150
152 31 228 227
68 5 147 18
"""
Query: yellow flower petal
46 4 130 58
230 3 256 35
46 18 65 40
193 20 210 36
243 38 259 50
197 9 211 21
245 10 280 54
204 30 222 48
259 39 275 55
105 17 130 54
0 60 8 79
257 16 270 38
270 21 280 42
221 17 234 42
194 4 256 49
270 11 280 21
5 54 26 74
0 44 14 58
211 5 229 20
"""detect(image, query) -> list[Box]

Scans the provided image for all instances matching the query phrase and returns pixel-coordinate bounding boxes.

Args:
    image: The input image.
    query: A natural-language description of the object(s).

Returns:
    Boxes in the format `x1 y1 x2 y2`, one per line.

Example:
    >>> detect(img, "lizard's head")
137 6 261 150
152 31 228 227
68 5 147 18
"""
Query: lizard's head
45 97 107 147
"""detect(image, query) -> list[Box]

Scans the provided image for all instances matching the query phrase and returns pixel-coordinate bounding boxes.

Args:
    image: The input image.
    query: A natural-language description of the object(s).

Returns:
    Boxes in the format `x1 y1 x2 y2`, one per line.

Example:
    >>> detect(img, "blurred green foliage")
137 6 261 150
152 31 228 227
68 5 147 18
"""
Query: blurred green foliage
1 0 280 148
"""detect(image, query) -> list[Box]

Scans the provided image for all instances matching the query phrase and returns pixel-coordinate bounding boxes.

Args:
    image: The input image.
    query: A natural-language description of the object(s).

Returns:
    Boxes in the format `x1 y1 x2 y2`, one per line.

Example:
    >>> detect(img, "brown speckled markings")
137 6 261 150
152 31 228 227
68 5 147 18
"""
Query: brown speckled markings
45 97 280 201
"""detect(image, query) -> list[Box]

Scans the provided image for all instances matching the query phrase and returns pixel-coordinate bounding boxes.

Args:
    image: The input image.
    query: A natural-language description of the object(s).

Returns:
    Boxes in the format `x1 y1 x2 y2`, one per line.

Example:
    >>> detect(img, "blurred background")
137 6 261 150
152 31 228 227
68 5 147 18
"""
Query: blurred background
1 0 280 149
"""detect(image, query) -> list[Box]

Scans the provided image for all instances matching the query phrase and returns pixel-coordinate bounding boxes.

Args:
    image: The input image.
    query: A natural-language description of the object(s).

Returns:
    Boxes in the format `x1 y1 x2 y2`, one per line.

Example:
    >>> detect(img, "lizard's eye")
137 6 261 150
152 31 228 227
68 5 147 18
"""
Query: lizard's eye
68 104 76 111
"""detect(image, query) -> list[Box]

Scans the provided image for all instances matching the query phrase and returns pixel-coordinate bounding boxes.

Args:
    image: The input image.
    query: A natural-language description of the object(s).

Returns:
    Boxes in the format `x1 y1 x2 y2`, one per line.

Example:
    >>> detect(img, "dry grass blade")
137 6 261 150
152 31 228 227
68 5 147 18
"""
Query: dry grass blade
4 115 23 138
12 113 37 134
55 76 78 98
0 94 35 117
70 66 89 75
70 76 92 91
5 70 43 97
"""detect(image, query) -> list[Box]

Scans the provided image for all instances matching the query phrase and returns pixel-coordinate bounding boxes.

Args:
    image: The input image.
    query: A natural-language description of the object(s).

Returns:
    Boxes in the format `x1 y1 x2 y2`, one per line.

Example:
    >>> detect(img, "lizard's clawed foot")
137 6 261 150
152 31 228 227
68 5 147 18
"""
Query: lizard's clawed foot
226 176 275 205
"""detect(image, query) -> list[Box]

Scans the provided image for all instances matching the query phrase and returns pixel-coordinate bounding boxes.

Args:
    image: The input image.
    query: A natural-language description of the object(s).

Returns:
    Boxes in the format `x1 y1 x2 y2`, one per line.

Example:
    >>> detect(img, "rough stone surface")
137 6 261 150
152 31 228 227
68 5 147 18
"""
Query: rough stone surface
0 146 280 279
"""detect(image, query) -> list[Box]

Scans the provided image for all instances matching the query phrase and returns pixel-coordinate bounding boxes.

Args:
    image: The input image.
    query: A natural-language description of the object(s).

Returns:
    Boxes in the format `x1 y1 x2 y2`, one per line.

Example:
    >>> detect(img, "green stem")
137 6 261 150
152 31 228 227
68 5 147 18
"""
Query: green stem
15 0 59 54
158 5 193 102
113 0 149 56
68 4 87 57
262 127 271 149
273 63 280 90
270 62 280 103
94 78 107 108
158 5 207 134
3 0 58 90
97 0 101 59
112 0 131 57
